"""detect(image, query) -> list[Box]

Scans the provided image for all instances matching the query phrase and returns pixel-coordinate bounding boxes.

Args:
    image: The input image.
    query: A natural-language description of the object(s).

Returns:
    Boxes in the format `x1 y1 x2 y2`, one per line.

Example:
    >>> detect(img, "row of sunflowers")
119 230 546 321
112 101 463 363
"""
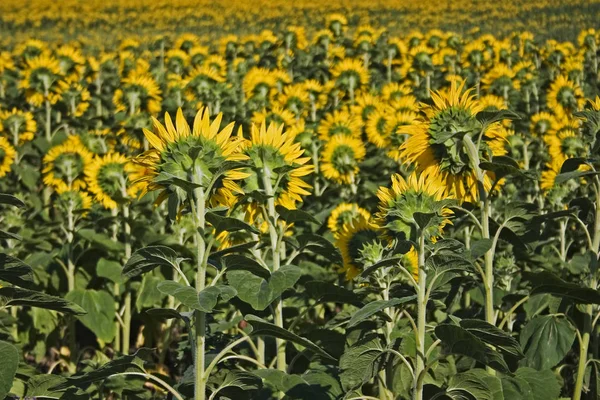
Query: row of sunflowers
1 17 600 400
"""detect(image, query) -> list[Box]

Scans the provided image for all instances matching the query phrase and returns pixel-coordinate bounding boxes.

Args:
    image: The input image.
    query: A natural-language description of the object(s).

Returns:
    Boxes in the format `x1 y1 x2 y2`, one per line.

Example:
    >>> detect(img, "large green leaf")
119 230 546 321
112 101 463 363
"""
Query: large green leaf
304 280 364 305
346 296 416 328
65 289 116 342
0 340 19 399
222 254 270 280
0 194 25 208
446 370 494 400
523 271 600 304
206 212 259 235
123 246 184 279
339 333 385 391
52 349 151 389
0 287 86 315
276 205 320 225
157 280 204 311
77 229 124 252
0 253 34 287
519 315 575 370
253 369 341 399
460 319 523 358
227 264 301 310
514 368 561 400
435 324 509 373
198 285 237 312
245 315 335 361
96 258 124 284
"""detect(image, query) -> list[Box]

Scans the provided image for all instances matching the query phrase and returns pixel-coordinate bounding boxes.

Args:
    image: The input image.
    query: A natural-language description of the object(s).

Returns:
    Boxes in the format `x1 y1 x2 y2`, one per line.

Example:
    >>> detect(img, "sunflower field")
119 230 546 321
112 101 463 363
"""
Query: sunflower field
3 1 600 399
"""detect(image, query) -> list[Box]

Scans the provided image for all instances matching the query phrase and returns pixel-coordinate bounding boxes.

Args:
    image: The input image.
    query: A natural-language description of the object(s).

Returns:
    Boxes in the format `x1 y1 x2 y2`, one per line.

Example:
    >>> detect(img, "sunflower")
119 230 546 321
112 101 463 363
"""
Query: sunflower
402 246 420 282
0 108 37 146
330 59 370 93
547 75 585 117
56 45 86 80
242 67 277 99
318 109 363 141
131 107 249 209
85 152 142 209
242 121 314 212
0 136 16 178
400 79 510 203
320 134 366 185
326 13 348 36
288 119 316 150
327 202 371 237
57 79 91 117
251 106 296 129
544 128 586 164
376 173 452 241
113 72 162 115
351 92 380 123
335 215 383 280
381 82 412 102
481 64 519 99
274 84 310 119
165 49 189 75
19 54 63 106
43 136 94 191
530 112 558 137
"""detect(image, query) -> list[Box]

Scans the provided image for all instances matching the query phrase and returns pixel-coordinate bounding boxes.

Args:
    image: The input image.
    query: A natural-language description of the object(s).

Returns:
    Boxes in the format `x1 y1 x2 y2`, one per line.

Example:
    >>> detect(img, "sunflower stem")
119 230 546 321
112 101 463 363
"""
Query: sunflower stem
573 177 600 400
191 178 207 400
261 166 287 373
414 232 427 400
66 198 77 360
121 202 132 355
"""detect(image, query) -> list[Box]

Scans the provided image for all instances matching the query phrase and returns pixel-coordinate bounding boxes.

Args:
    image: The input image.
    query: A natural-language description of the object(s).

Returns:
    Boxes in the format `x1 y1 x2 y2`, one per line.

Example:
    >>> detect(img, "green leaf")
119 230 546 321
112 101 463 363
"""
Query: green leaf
206 212 259 235
222 254 270 280
560 157 589 173
51 349 151 390
523 271 600 304
123 246 183 279
0 340 19 399
0 230 22 241
480 156 526 180
65 289 116 342
197 285 237 312
346 296 416 328
96 258 124 284
413 212 436 230
157 281 205 311
211 370 261 397
0 194 25 208
294 233 342 264
78 229 124 252
275 205 320 225
136 274 163 311
460 319 524 358
339 333 385 391
304 280 364 305
245 315 335 361
24 374 69 398
227 265 301 310
146 308 184 320
469 239 492 260
435 324 509 373
514 368 561 400
520 315 575 370
476 109 520 125
0 253 34 287
0 287 86 315
447 370 494 400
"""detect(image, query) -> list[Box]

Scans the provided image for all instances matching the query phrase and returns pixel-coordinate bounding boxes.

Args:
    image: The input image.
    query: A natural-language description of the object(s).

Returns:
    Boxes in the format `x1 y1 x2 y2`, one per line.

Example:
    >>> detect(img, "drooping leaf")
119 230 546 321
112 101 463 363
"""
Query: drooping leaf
206 212 259 235
51 349 152 389
65 289 116 342
346 296 416 328
245 315 335 361
0 194 25 208
123 246 183 279
523 271 600 304
435 324 509 373
197 285 237 312
304 280 364 305
1 287 86 315
222 254 270 280
460 319 524 358
0 253 34 287
0 340 19 399
276 205 320 225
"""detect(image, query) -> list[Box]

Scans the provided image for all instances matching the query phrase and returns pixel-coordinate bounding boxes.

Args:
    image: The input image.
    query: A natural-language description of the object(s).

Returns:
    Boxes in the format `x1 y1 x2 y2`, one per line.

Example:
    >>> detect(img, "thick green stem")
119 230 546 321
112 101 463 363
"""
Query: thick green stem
573 179 600 399
192 183 207 400
414 234 427 400
45 99 52 142
262 168 286 372
482 199 495 326
66 201 77 358
121 203 132 354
